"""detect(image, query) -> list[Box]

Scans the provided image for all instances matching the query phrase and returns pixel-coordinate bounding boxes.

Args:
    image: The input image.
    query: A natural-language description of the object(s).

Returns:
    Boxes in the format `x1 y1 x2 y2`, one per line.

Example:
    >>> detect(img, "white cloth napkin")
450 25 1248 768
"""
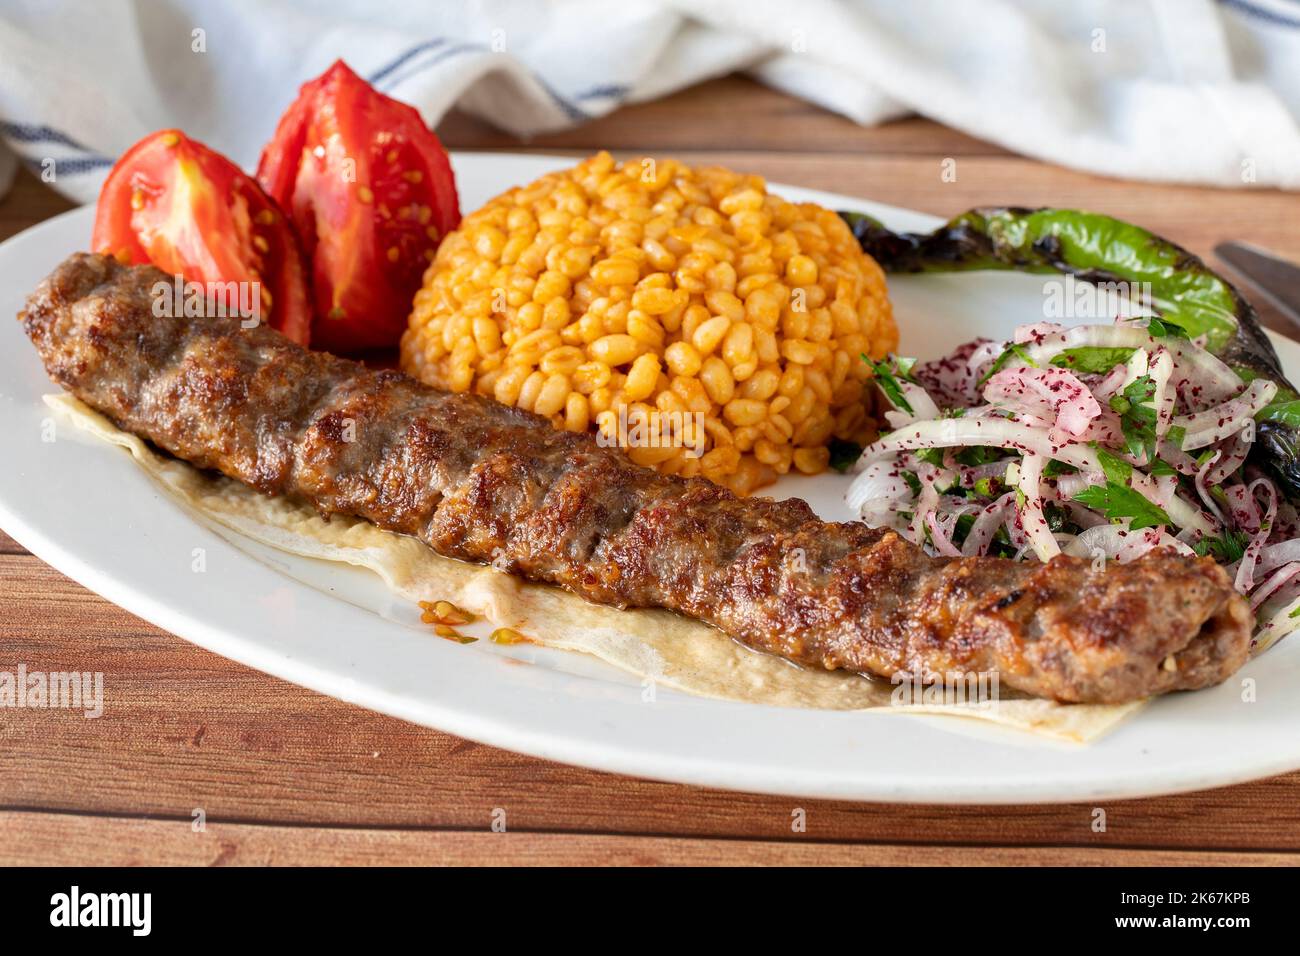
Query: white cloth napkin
3 0 1300 205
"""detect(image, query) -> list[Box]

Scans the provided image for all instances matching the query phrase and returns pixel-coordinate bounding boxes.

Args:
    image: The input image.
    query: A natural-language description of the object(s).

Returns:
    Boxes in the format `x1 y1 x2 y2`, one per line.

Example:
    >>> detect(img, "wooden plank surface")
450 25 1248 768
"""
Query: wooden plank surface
2 812 1294 867
3 75 1300 866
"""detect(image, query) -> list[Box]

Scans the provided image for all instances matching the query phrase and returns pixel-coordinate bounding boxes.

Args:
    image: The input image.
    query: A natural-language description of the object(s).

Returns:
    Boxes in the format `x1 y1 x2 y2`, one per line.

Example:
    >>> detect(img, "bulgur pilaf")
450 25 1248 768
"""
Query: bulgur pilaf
400 151 898 494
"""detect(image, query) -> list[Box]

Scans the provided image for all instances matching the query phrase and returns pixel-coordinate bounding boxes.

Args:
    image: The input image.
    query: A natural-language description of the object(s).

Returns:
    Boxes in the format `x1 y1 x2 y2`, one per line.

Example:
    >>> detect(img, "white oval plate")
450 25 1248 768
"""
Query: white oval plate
3 152 1299 804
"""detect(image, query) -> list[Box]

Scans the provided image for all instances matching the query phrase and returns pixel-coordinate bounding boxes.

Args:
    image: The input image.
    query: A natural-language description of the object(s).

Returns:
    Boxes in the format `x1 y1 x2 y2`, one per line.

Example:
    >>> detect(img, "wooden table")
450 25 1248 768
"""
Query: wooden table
3 76 1299 866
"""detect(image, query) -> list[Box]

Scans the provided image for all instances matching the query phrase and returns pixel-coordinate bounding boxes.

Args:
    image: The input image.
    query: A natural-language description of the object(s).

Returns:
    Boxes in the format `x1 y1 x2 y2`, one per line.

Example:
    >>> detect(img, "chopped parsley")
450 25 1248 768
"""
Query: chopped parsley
1072 482 1171 530
865 354 918 415
955 445 1003 467
1077 448 1178 526
1259 398 1300 429
1093 446 1133 485
1044 502 1072 533
828 439 864 474
1193 530 1250 563
1042 459 1078 478
1050 346 1135 374
1147 317 1190 339
978 342 1037 386
1109 374 1159 462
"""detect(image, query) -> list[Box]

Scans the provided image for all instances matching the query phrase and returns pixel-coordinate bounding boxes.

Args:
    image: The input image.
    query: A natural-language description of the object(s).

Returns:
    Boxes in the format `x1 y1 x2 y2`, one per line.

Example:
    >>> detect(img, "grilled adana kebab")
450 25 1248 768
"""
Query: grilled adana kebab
21 254 1252 703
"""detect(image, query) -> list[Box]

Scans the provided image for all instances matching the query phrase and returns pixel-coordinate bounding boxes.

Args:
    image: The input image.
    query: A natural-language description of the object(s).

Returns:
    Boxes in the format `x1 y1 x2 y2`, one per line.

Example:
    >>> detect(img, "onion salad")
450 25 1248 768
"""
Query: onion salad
846 318 1300 653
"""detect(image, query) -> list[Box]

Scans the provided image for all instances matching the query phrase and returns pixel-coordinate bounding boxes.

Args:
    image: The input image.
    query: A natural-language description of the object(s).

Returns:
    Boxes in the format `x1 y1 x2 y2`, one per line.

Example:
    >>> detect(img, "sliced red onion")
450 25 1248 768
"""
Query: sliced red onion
865 418 1103 471
1253 593 1300 653
961 494 1015 557
1250 561 1300 612
1066 525 1134 560
1076 410 1127 449
1117 527 1167 562
1065 500 1110 530
1223 483 1264 534
982 366 1101 440
914 338 991 407
1151 530 1197 558
1235 479 1278 593
842 323 1300 653
1064 525 1191 561
1274 501 1300 541
1014 325 1241 403
1193 449 1225 525
906 474 942 548
1148 348 1177 439
1138 472 1217 537
925 512 963 557
1255 539 1300 577
1169 379 1277 450
845 460 913 512
1012 454 1060 561
954 458 1018 489
865 417 1214 536
965 339 1006 378
1161 447 1201 479
1205 432 1251 486
1014 321 1065 344
1095 359 1134 399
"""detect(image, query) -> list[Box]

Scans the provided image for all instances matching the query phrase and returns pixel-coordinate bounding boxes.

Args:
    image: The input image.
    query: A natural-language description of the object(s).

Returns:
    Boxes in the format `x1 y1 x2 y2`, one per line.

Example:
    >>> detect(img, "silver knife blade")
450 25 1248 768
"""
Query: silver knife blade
1215 241 1300 335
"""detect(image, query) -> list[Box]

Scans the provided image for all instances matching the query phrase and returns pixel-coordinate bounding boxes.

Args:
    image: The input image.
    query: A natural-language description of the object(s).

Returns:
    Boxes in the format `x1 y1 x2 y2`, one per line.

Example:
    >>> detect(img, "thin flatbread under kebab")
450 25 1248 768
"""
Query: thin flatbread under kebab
20 254 1253 704
43 390 1147 743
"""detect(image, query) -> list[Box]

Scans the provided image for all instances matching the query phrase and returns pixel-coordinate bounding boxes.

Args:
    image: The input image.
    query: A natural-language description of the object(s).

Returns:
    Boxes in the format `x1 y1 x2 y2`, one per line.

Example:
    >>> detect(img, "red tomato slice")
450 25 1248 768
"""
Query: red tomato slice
257 60 461 353
92 130 312 345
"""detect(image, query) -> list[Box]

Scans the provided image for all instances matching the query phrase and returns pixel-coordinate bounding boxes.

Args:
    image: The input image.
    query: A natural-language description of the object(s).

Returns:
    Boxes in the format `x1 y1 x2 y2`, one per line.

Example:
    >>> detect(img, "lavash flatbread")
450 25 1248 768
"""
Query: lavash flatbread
47 393 1144 742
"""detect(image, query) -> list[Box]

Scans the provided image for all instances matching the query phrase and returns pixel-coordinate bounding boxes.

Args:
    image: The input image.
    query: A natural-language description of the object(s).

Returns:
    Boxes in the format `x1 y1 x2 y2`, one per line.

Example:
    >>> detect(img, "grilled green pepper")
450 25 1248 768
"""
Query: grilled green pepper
842 206 1300 498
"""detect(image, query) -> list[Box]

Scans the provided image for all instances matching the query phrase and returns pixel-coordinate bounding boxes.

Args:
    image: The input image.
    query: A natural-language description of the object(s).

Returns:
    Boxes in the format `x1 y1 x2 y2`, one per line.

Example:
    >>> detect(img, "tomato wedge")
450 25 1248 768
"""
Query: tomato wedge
257 60 461 353
92 129 311 345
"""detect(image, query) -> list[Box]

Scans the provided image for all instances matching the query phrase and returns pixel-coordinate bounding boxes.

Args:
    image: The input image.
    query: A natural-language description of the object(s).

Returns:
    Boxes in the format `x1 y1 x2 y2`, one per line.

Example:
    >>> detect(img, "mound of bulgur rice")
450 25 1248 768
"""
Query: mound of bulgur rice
399 151 898 495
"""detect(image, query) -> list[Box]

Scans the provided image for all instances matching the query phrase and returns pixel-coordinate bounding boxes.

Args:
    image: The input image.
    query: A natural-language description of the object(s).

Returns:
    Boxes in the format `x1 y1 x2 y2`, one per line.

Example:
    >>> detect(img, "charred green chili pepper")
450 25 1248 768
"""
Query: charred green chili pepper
841 206 1300 498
